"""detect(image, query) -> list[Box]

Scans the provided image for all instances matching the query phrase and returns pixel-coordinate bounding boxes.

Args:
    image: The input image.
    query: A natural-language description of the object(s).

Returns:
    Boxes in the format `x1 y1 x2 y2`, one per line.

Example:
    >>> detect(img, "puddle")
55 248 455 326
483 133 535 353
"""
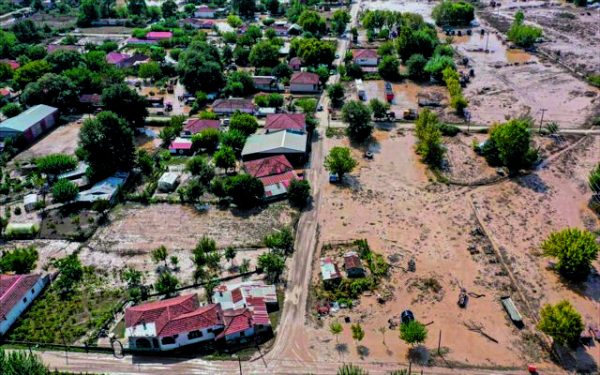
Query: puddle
453 30 535 64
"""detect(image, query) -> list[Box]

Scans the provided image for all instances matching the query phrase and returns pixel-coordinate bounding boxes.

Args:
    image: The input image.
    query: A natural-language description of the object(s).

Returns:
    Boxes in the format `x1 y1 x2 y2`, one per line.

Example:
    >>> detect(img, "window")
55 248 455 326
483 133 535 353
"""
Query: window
161 336 176 345
240 331 245 337
188 330 203 340
31 289 35 294
22 297 27 303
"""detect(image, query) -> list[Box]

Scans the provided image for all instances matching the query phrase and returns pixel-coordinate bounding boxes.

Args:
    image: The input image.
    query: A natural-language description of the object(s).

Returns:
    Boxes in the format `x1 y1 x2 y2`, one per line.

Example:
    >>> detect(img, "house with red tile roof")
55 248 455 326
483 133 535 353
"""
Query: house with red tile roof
182 118 220 136
194 5 216 18
181 18 215 29
352 49 379 66
212 281 278 311
265 113 306 134
243 155 300 200
145 31 173 40
289 72 320 93
216 298 272 344
1 273 49 336
169 137 193 155
125 294 224 351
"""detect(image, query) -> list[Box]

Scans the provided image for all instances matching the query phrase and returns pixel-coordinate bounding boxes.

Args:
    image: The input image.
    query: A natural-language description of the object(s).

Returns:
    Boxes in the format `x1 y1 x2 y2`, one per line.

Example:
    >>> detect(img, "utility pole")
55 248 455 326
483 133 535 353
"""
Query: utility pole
539 109 547 134
437 329 442 355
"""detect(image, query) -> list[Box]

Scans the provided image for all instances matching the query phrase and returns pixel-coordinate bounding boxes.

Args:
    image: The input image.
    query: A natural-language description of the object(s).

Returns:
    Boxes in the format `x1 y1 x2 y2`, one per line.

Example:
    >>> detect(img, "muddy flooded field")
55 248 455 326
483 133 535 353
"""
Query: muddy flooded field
361 0 600 128
305 130 599 371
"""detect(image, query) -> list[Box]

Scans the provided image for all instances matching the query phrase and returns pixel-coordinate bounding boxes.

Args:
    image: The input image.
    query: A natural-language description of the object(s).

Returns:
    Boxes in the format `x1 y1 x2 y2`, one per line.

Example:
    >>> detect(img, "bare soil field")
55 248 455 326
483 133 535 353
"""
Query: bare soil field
0 239 80 272
363 80 449 116
89 203 296 253
303 129 599 371
12 120 82 163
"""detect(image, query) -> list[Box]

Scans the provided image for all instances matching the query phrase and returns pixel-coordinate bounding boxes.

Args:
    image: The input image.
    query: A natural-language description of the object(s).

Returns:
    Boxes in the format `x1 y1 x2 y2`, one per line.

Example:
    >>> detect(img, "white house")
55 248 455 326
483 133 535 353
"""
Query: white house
125 294 224 351
0 273 49 336
212 281 278 311
352 49 379 66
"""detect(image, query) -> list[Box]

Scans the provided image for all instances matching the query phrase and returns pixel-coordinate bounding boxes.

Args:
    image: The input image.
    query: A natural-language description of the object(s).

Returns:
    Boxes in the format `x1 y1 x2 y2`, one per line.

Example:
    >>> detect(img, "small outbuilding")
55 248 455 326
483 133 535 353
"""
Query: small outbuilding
23 193 40 212
320 257 341 287
158 172 180 192
343 251 365 278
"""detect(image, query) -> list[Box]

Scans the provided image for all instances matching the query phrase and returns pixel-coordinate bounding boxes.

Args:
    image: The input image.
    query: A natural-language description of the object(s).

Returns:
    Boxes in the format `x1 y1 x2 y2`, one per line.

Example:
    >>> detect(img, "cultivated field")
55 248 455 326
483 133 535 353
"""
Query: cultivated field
304 129 599 371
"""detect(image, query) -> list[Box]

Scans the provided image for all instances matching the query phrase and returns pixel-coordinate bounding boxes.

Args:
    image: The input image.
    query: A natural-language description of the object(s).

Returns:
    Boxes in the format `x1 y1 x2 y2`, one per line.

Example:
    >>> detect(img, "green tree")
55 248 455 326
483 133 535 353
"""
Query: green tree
11 20 42 44
179 178 205 203
291 38 336 67
377 41 396 57
298 10 326 34
330 320 343 343
396 27 438 62
258 252 285 282
213 146 237 173
414 109 445 167
191 129 220 154
13 60 52 89
226 174 264 208
327 83 345 108
0 349 48 375
406 54 429 81
424 55 455 81
78 0 100 26
35 154 78 175
537 300 583 347
230 112 258 136
232 0 255 18
1 103 21 118
46 50 83 73
507 11 542 48
79 111 136 180
221 130 247 156
186 156 215 186
432 0 474 27
288 179 311 208
378 55 400 81
21 73 78 111
589 164 600 193
487 118 537 172
342 101 373 142
138 62 162 80
52 179 79 203
331 9 351 35
177 41 224 93
249 40 280 67
53 254 83 292
101 83 148 128
227 15 243 28
542 228 599 281
264 227 294 254
399 320 428 346
324 146 357 180
151 245 169 267
369 98 390 120
154 272 179 296
161 0 177 18
0 246 38 274
225 246 237 265
128 0 147 16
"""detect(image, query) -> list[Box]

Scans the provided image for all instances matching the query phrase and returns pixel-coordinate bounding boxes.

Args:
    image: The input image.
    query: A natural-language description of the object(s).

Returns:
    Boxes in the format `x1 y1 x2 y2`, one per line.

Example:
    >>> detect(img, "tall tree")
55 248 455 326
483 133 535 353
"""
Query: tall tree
151 245 169 267
161 0 177 18
225 174 264 208
101 83 148 128
78 111 136 180
342 101 373 142
21 73 79 111
232 0 256 18
127 0 147 16
324 147 357 180
78 0 100 26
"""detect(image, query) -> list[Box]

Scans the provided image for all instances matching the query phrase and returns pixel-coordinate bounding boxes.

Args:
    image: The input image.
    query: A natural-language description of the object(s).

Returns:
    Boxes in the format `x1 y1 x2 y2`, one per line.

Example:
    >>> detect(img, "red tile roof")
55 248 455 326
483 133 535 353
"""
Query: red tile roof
260 171 298 191
288 57 302 68
146 31 173 40
212 98 255 111
0 59 19 70
125 294 224 337
265 113 306 132
217 297 270 339
231 288 244 303
184 119 220 134
244 155 293 178
352 49 378 59
106 52 129 65
0 274 42 320
290 72 319 85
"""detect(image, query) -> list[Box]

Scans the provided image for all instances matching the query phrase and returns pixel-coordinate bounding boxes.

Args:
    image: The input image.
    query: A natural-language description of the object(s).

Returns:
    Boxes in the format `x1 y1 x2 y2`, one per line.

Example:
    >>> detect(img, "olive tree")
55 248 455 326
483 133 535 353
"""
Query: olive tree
537 300 583 347
542 228 599 281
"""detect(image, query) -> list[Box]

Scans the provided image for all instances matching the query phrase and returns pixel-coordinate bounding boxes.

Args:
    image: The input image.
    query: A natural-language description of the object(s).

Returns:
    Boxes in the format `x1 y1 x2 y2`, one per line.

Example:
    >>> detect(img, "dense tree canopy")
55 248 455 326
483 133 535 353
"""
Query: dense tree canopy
249 40 281 67
0 246 38 274
432 1 475 27
291 38 336 67
21 73 79 111
79 111 136 180
178 41 224 93
342 101 373 142
101 83 148 128
225 174 264 208
298 10 326 34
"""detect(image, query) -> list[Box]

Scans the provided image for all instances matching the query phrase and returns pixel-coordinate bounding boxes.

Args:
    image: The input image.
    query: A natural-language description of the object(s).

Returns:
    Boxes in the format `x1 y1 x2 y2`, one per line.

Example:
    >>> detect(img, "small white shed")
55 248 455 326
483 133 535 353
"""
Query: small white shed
158 172 180 192
23 194 40 212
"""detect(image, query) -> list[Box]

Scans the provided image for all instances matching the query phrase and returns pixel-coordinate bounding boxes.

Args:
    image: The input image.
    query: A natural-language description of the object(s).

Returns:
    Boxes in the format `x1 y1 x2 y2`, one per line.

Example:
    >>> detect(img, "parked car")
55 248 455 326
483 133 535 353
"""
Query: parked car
329 173 340 184
400 310 415 324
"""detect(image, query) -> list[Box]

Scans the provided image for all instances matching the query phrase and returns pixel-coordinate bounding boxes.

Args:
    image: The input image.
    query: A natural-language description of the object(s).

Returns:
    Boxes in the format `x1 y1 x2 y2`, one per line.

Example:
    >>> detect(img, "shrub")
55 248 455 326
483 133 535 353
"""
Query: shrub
589 164 600 193
225 174 264 208
443 66 468 114
438 123 460 136
52 179 79 203
35 153 78 175
288 179 311 208
537 300 583 347
424 55 455 81
542 228 599 280
1 103 22 118
406 54 429 81
0 246 38 274
485 118 537 172
507 11 542 48
399 320 428 346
